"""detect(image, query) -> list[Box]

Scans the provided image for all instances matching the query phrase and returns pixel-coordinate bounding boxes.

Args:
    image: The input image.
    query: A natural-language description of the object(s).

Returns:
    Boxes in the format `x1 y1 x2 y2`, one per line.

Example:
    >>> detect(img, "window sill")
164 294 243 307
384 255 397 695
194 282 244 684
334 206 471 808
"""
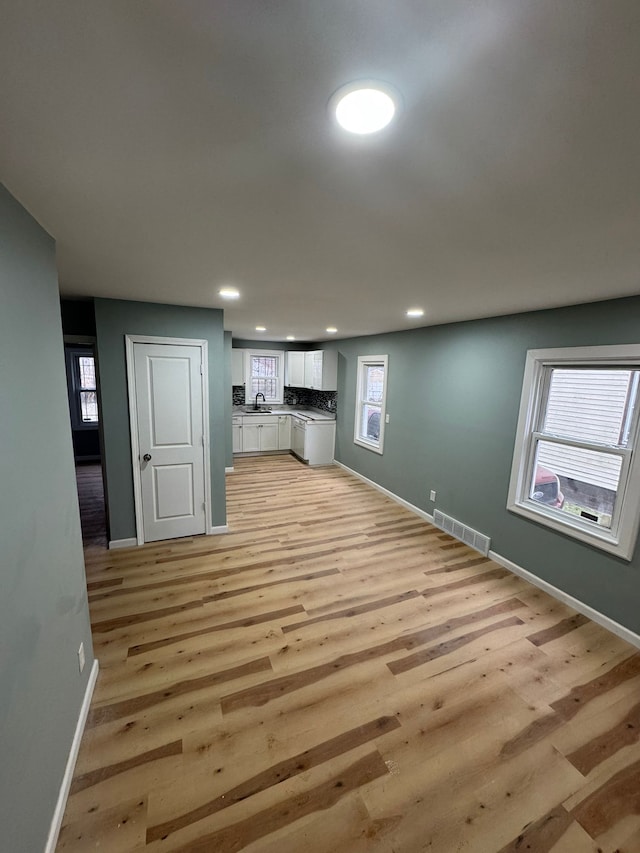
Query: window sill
507 498 632 560
354 437 383 455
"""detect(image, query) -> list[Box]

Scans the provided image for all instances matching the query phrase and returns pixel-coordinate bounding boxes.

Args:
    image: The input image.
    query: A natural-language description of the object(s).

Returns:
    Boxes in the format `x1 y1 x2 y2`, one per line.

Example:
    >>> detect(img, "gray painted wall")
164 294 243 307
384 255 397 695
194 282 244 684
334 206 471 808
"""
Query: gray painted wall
94 298 227 541
0 185 94 852
324 296 640 634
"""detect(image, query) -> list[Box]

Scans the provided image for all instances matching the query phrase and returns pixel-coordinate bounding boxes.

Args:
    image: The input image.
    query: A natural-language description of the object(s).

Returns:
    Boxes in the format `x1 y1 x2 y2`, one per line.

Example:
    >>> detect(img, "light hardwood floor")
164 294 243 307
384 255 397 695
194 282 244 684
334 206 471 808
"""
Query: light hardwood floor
58 455 640 852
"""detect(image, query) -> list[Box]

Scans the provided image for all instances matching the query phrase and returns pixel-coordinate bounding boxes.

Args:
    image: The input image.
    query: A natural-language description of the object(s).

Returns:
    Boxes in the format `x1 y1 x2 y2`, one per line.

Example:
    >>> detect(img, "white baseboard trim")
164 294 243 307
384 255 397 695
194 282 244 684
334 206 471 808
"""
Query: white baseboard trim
108 537 137 550
489 550 640 650
335 460 640 650
334 461 434 524
225 466 235 473
207 524 229 536
45 658 99 853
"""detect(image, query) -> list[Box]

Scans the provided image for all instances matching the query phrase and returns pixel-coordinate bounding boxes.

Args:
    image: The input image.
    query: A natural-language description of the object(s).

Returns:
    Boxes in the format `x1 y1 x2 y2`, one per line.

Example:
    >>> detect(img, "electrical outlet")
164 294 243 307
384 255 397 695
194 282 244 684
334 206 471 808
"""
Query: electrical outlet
429 490 436 502
78 642 85 673
385 413 390 423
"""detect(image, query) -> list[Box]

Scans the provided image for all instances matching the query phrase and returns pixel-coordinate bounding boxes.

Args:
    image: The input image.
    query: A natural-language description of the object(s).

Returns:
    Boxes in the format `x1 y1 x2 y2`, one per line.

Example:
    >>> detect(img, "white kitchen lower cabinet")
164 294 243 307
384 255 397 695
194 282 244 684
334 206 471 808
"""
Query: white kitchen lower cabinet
241 423 260 452
232 413 335 462
260 422 279 451
232 418 243 453
305 421 336 465
291 417 336 465
234 415 281 453
291 417 305 459
278 415 291 450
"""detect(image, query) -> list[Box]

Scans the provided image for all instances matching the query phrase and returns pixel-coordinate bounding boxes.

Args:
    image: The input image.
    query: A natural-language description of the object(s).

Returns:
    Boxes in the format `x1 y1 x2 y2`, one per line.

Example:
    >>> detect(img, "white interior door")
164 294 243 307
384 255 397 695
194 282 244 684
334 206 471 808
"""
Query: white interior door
132 341 207 542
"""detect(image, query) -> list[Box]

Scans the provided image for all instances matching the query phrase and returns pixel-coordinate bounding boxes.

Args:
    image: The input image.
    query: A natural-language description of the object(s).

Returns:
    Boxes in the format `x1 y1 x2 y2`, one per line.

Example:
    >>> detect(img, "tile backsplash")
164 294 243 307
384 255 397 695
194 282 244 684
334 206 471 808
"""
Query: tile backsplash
233 386 337 414
286 388 337 413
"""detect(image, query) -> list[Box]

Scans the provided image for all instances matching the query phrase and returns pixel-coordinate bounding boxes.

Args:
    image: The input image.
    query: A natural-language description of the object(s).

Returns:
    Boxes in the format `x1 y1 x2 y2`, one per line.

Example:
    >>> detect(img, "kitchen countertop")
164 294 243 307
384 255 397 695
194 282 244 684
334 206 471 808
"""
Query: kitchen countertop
232 406 335 422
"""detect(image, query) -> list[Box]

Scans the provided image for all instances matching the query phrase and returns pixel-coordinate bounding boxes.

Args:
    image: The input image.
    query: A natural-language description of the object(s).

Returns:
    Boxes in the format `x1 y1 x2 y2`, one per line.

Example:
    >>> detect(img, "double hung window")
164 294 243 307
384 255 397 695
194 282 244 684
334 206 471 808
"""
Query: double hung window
354 355 388 453
245 351 284 404
508 345 640 559
66 347 99 428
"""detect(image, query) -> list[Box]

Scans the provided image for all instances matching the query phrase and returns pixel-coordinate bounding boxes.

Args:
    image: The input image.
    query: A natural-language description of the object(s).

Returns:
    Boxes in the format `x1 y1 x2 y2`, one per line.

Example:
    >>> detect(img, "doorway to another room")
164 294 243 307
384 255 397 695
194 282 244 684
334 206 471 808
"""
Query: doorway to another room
64 341 108 549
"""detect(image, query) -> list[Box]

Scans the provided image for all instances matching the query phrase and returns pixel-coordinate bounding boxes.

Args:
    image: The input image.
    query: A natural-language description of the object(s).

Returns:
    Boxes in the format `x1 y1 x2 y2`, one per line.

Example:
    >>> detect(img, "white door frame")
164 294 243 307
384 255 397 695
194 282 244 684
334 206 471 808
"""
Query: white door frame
125 334 213 545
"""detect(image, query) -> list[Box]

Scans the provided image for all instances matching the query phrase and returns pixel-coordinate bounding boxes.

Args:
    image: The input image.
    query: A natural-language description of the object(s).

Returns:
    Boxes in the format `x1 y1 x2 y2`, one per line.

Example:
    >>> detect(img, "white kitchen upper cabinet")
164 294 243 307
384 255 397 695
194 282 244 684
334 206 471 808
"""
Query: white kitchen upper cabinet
304 351 319 388
286 351 305 387
305 350 337 390
231 349 245 385
287 349 337 390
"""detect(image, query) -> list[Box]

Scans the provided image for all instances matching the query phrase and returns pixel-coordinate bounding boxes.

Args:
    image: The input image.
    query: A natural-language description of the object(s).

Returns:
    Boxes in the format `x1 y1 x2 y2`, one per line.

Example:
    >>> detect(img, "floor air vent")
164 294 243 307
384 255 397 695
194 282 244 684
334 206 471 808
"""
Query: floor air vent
432 509 491 556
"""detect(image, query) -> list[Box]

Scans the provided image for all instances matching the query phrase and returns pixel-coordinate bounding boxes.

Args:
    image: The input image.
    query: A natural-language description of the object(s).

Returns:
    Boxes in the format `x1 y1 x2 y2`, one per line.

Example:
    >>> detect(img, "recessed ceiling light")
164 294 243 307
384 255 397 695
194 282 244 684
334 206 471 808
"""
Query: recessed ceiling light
286 335 296 341
332 82 397 135
218 287 240 299
255 326 266 332
326 327 338 334
406 308 424 318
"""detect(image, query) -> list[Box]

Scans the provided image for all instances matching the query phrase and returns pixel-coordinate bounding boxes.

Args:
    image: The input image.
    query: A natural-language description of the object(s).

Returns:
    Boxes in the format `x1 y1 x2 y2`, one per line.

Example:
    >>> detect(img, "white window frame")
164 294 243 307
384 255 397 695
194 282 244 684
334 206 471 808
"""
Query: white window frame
65 346 99 429
245 350 285 405
354 354 388 454
507 344 640 560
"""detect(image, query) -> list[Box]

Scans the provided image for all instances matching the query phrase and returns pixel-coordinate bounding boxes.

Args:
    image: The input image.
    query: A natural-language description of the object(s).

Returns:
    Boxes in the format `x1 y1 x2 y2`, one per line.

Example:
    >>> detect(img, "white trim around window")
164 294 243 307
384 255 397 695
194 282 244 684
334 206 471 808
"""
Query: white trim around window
354 354 388 454
507 344 640 560
244 350 285 405
65 346 99 429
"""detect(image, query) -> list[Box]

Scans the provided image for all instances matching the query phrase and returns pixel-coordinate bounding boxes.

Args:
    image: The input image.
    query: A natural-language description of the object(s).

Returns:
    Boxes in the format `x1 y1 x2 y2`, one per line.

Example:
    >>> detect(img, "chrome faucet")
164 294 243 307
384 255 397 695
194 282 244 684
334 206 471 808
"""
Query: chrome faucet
254 392 266 410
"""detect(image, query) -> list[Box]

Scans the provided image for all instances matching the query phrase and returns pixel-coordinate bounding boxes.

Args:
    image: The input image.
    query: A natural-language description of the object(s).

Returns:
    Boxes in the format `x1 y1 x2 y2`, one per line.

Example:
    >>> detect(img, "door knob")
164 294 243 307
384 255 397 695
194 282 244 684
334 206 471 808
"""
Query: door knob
143 453 152 462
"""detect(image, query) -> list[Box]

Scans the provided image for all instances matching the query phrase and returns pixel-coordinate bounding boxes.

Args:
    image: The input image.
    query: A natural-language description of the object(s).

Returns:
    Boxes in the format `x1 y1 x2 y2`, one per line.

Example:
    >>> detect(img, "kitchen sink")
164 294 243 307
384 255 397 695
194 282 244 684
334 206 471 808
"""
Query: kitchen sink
240 405 273 414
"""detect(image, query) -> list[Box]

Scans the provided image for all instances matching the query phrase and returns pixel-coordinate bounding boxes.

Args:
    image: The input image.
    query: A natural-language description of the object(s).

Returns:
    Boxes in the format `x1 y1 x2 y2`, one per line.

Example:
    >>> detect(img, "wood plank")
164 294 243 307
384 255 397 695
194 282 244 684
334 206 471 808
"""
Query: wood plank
168 751 389 853
146 715 399 842
87 657 272 727
128 604 304 657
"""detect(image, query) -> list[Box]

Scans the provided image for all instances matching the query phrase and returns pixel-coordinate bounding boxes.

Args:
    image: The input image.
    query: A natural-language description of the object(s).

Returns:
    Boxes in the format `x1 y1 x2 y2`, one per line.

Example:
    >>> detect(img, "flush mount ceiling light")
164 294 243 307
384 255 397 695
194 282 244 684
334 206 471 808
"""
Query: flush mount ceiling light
218 286 240 299
255 326 266 332
286 335 296 341
331 81 398 135
326 327 338 334
406 308 424 318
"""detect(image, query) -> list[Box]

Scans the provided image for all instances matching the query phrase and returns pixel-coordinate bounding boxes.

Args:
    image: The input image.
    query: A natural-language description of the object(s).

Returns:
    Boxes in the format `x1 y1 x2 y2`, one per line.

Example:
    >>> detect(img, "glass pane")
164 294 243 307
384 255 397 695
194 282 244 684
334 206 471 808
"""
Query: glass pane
360 404 381 442
531 439 623 529
251 356 278 378
364 365 385 403
543 369 639 447
251 378 277 399
78 356 96 390
80 390 99 422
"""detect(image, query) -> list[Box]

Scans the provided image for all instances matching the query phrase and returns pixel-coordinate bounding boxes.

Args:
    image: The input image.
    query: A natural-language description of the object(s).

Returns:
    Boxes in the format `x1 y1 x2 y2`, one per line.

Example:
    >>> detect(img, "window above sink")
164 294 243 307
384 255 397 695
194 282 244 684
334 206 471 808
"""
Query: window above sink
245 350 284 405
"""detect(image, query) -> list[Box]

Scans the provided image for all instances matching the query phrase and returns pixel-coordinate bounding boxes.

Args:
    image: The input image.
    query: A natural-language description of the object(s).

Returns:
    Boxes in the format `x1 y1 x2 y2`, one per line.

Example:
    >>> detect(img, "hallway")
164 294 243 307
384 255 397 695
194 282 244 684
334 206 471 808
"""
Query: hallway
75 462 107 550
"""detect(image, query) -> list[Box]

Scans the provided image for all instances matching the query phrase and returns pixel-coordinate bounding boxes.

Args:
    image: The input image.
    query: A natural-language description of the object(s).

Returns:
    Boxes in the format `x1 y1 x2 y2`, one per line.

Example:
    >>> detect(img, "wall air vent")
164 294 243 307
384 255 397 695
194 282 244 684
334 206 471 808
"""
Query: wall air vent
432 509 491 556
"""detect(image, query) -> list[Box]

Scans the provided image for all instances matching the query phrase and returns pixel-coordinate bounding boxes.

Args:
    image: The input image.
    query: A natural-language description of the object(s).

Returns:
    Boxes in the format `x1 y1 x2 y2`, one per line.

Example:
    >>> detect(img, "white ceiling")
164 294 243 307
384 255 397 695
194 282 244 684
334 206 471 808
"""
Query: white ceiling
1 1 639 342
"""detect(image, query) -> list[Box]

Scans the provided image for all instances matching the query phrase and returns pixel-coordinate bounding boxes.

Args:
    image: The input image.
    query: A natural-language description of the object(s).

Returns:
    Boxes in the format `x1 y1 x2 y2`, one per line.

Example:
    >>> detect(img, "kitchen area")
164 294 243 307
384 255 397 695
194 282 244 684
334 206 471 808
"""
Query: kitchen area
231 347 337 466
